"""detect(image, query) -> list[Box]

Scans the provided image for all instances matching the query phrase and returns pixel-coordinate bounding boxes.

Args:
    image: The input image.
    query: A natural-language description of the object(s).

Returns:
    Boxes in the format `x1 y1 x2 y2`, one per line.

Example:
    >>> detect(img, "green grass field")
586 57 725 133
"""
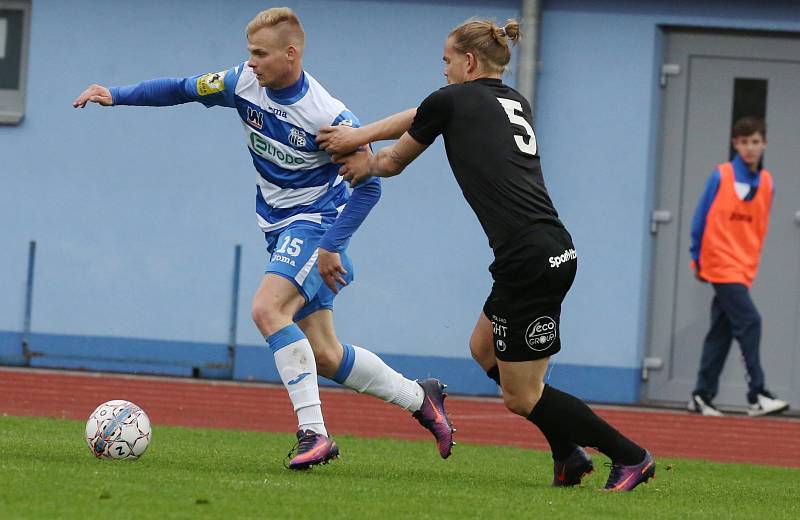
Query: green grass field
0 415 798 519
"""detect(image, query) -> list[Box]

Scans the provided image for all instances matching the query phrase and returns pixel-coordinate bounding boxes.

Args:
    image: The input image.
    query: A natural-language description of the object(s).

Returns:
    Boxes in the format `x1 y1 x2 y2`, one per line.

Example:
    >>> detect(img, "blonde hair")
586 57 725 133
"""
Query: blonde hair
449 18 520 74
246 7 305 49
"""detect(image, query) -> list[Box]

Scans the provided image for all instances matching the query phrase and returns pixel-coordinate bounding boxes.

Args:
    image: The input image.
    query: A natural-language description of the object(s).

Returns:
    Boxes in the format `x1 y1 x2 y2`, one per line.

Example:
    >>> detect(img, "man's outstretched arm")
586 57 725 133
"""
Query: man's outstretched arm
73 78 195 108
73 68 240 109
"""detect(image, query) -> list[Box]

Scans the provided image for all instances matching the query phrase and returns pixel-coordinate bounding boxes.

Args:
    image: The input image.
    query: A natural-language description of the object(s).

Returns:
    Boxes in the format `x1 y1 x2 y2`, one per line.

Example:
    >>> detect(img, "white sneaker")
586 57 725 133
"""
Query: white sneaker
688 394 724 417
748 392 789 417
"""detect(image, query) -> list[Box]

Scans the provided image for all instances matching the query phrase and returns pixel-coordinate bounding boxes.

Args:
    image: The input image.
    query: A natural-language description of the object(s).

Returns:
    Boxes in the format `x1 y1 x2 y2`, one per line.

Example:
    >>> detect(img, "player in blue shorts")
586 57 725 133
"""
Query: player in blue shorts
73 7 453 469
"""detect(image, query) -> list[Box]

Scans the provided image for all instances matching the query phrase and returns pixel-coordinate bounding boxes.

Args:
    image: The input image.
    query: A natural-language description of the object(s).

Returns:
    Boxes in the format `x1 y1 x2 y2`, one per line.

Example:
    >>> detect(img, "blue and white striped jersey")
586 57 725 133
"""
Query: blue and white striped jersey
110 64 377 249
192 64 359 234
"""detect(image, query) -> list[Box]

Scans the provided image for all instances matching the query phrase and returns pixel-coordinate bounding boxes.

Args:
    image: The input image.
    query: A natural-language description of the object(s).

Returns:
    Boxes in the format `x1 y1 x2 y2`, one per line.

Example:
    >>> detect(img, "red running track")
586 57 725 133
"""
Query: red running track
1 367 798 468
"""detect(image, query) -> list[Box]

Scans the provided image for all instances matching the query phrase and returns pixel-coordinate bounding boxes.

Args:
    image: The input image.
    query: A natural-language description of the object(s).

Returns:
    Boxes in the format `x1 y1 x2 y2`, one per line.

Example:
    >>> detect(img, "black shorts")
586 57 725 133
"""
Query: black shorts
483 224 577 362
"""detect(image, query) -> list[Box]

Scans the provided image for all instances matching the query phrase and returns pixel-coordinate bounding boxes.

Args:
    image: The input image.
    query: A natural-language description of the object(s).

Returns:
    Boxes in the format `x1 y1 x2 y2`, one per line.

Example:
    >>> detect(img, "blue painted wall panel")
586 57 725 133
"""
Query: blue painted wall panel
26 332 229 367
546 363 641 404
0 331 25 365
234 344 280 383
30 357 193 378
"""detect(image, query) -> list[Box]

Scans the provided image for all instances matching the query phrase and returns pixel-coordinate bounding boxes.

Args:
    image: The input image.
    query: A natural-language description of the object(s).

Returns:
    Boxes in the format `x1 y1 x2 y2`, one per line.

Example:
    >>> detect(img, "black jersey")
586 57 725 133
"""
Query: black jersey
408 78 562 253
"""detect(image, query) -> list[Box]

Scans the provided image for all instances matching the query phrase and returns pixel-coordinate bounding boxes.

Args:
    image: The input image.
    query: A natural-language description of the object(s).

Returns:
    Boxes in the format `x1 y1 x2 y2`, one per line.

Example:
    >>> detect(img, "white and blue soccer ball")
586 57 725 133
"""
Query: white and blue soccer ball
85 400 152 459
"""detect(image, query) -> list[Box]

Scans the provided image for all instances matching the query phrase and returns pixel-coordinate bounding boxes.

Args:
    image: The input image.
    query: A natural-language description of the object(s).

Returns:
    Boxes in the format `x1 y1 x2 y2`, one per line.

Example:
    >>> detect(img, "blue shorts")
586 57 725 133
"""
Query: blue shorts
264 224 354 321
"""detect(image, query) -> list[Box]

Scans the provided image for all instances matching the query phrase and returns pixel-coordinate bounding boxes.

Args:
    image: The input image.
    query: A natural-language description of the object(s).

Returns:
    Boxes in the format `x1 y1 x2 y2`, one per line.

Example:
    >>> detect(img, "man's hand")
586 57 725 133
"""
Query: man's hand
336 148 372 187
73 84 113 108
317 247 348 294
318 125 365 155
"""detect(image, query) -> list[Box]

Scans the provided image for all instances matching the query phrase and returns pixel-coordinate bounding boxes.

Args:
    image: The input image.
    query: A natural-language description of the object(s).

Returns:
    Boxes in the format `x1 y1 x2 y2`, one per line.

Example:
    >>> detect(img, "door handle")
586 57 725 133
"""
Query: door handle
795 210 800 226
650 210 672 234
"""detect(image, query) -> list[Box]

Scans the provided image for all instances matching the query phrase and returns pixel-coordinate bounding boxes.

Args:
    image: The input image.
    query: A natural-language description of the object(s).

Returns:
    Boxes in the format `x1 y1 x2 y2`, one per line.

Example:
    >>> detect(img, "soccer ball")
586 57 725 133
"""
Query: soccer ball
85 400 152 459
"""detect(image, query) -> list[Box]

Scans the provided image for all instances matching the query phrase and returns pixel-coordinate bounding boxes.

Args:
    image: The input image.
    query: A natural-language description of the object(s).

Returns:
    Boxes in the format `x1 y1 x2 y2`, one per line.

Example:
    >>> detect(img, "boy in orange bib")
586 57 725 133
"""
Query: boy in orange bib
688 117 789 417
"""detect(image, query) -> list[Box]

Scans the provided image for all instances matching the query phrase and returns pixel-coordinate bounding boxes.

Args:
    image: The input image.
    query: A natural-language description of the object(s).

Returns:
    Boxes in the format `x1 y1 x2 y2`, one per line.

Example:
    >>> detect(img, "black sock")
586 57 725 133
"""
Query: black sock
486 365 501 386
527 384 645 465
538 425 579 462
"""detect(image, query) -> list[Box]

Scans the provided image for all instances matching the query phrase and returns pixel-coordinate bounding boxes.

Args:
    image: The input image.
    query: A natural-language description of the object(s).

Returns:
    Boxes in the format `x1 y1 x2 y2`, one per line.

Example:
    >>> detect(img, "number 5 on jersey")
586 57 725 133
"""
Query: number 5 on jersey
497 97 538 156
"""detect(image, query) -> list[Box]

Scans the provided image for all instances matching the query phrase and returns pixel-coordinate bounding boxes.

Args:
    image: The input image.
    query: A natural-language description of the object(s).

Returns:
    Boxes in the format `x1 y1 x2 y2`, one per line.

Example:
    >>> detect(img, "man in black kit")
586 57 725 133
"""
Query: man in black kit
317 17 654 491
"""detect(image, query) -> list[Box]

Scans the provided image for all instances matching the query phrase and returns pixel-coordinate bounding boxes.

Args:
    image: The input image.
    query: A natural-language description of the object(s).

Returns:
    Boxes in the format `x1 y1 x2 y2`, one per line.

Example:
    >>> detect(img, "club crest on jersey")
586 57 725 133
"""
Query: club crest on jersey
288 128 307 148
246 107 264 130
197 70 226 96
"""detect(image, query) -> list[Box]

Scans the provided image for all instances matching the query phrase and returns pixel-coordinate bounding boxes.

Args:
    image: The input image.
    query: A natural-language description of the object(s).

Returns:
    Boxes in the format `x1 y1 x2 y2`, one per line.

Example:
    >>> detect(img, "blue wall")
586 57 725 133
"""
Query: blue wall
4 0 799 403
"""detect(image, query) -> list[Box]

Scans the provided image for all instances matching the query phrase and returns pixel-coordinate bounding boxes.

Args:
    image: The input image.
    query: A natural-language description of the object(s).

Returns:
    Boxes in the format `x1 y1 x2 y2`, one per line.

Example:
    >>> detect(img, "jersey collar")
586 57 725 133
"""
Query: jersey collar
265 71 309 105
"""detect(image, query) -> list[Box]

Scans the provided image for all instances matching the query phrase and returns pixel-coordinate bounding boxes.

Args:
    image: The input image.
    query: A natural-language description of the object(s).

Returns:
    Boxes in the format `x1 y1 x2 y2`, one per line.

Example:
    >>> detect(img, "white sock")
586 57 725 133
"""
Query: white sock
267 325 327 436
336 344 424 412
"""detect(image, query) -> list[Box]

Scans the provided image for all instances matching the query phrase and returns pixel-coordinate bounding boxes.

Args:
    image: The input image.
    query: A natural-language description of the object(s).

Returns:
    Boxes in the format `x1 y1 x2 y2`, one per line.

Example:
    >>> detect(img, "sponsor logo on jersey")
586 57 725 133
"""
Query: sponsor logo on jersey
525 316 557 351
549 248 577 268
271 253 296 267
197 70 226 96
288 128 307 148
496 339 507 352
247 107 264 130
249 132 306 166
268 106 288 118
337 119 353 127
729 212 753 223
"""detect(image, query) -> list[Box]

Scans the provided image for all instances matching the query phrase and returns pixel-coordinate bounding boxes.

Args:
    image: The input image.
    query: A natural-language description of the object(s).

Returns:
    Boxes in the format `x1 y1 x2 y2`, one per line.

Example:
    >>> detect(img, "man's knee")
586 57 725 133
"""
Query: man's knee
750 314 762 335
251 299 288 336
751 311 762 328
469 333 494 369
502 382 545 417
468 335 484 361
736 311 762 336
503 392 535 417
251 275 306 336
250 299 268 328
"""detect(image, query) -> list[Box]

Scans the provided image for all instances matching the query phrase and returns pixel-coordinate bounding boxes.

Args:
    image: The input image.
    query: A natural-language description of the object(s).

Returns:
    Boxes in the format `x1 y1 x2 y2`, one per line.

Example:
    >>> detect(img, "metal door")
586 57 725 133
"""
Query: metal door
646 30 800 409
